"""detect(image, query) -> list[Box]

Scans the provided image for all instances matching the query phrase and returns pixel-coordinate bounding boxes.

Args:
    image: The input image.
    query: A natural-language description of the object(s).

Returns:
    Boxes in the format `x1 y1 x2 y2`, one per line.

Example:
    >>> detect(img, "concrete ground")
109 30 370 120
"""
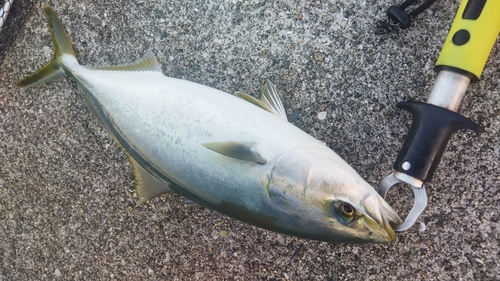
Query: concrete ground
0 0 498 280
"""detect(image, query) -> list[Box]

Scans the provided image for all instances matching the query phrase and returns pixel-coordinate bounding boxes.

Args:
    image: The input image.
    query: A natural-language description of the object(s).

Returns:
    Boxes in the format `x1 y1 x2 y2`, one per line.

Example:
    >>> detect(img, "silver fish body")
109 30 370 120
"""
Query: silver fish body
17 5 401 243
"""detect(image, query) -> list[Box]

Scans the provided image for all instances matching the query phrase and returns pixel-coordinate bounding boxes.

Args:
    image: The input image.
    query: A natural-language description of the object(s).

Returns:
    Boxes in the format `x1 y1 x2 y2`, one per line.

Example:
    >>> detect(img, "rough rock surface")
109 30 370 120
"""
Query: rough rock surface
0 0 498 280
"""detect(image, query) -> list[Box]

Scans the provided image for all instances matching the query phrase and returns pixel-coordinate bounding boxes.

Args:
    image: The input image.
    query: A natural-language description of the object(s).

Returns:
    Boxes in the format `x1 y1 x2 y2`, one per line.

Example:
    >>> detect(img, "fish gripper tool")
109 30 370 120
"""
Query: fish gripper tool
379 102 482 231
379 0 499 231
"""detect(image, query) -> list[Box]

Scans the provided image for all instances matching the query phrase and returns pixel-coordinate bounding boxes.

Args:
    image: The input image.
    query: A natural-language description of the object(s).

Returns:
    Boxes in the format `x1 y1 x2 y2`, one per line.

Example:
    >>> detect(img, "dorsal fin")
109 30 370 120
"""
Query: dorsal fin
202 141 267 164
236 91 274 113
236 80 288 121
261 80 287 120
98 50 162 73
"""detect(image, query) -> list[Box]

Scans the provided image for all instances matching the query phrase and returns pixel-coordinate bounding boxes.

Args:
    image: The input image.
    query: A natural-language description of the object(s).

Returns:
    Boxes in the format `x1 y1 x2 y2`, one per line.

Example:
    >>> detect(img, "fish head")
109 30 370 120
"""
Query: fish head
266 147 402 243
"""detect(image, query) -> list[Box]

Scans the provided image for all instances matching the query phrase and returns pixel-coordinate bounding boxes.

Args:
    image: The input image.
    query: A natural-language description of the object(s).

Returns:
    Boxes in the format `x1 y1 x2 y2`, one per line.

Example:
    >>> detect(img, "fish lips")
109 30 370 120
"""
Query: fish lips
361 193 403 242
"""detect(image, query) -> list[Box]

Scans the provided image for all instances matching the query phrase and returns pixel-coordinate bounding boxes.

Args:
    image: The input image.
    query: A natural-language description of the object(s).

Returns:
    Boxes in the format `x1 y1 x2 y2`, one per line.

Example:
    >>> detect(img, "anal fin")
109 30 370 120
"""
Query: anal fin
129 157 172 205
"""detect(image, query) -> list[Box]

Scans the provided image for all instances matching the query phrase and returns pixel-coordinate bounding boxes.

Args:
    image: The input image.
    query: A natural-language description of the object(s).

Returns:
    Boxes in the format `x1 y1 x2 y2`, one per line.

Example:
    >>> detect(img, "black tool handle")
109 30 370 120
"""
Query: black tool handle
394 101 483 182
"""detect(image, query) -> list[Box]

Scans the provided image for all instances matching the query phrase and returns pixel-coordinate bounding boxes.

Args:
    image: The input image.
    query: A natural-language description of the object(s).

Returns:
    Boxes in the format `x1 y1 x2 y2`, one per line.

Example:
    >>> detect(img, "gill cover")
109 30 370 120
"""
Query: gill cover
266 146 401 242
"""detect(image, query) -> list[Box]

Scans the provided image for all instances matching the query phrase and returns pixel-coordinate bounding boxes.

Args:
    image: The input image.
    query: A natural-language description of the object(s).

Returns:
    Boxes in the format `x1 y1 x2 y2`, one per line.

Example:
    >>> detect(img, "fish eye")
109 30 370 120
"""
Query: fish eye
340 203 354 216
332 202 357 224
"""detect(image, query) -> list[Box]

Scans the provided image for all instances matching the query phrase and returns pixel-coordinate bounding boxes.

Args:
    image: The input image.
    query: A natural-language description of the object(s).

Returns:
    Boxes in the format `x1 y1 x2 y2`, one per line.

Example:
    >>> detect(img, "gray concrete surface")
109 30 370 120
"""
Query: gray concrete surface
0 0 498 280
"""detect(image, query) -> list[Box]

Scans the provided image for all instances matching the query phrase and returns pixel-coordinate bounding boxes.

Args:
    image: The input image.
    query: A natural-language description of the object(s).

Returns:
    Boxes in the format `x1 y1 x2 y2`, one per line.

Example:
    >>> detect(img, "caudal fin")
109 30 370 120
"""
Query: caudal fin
16 5 77 88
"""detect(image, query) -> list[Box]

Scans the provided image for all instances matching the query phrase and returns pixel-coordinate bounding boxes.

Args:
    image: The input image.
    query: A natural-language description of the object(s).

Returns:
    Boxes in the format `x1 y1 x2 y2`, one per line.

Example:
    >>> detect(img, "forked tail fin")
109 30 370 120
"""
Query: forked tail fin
16 5 77 88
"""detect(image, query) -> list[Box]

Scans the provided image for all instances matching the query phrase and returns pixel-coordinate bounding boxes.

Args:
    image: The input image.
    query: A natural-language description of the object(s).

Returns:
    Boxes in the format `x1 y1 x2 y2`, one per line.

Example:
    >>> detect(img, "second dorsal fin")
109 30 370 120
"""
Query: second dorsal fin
98 50 162 73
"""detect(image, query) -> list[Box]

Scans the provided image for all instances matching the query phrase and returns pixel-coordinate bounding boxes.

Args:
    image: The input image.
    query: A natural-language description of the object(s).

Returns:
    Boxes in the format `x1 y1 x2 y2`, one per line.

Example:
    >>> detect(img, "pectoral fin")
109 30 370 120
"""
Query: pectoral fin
202 141 267 164
129 157 172 205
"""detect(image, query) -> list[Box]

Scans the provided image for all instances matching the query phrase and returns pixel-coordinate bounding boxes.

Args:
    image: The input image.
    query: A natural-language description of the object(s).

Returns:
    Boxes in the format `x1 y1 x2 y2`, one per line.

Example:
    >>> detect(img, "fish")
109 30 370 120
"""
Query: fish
17 5 402 243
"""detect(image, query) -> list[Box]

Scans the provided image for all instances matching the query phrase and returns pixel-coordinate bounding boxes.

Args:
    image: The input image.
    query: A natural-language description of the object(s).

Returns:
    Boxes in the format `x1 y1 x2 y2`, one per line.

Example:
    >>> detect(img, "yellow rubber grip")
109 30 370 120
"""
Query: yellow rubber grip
436 0 500 80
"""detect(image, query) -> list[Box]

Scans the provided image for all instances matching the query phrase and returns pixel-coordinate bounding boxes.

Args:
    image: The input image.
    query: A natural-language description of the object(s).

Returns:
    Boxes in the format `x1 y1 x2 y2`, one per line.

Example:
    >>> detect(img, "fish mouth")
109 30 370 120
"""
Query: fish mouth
362 193 402 242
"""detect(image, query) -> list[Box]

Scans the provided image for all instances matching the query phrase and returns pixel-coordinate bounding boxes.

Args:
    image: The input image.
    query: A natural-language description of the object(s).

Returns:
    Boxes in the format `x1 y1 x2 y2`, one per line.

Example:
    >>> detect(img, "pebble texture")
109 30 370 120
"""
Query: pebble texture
0 0 499 280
